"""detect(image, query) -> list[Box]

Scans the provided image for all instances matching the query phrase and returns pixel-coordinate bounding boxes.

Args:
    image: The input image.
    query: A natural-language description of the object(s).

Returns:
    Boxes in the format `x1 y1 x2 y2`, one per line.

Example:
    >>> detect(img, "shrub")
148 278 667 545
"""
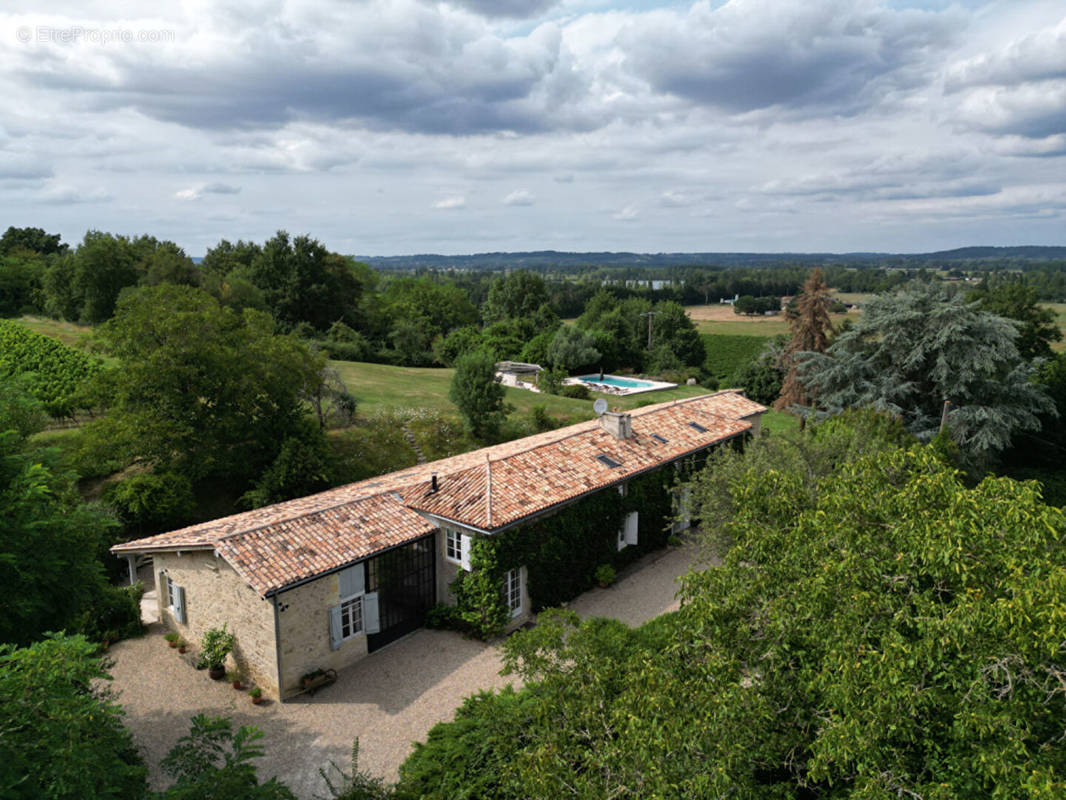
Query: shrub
199 625 235 670
594 564 616 586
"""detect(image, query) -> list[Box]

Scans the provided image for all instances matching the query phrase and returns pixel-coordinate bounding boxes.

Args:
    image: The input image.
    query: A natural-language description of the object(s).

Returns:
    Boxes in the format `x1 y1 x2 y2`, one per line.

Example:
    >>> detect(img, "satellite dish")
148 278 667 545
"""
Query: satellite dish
593 398 608 416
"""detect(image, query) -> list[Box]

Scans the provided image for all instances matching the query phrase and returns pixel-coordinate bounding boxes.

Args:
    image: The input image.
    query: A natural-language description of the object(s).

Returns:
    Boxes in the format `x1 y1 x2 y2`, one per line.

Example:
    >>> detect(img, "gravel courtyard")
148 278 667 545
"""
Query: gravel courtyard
107 542 704 798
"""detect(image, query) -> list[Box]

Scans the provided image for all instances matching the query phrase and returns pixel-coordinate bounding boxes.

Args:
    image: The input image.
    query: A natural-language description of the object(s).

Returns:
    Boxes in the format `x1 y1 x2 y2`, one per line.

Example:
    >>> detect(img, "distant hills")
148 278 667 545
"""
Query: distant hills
354 246 1066 270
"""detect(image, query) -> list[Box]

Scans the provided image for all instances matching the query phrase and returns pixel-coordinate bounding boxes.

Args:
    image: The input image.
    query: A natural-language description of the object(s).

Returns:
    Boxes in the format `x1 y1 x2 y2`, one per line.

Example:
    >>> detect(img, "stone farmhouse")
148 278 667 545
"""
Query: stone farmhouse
112 391 765 699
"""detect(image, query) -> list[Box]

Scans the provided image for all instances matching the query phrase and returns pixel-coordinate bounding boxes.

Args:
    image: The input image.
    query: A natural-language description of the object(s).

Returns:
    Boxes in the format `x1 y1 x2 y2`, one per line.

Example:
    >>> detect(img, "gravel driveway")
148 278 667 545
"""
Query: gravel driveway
107 542 703 798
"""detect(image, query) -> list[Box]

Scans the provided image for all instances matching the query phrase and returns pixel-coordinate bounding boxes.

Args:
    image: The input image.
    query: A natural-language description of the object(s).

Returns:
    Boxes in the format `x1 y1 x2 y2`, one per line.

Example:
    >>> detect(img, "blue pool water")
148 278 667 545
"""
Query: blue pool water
578 374 655 389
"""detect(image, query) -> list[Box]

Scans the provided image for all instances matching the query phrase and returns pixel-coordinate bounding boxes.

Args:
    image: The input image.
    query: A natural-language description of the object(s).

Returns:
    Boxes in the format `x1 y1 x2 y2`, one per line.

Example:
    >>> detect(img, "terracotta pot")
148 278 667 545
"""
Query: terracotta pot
168 641 178 648
232 680 243 690
178 645 187 654
251 695 263 705
209 665 226 680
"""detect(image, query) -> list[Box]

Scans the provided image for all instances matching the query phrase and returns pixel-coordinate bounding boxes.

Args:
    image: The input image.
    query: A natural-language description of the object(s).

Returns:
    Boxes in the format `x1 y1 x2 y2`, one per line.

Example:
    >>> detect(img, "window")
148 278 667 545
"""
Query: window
444 528 471 570
502 568 522 618
617 482 628 497
651 433 668 444
340 596 363 639
596 454 622 468
688 421 709 433
445 528 462 562
617 511 639 551
164 575 186 624
330 563 376 650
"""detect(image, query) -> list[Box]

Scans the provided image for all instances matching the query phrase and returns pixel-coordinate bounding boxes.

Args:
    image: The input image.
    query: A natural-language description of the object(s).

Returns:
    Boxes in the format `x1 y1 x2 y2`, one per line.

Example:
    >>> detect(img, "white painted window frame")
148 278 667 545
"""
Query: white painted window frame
617 510 639 550
502 567 523 618
443 528 472 571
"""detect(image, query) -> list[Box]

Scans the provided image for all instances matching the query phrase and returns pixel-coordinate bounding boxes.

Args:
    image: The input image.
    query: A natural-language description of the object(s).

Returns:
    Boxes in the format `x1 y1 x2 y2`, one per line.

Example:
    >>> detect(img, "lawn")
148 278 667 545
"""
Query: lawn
329 360 713 422
686 304 855 338
1045 303 1066 353
14 316 95 349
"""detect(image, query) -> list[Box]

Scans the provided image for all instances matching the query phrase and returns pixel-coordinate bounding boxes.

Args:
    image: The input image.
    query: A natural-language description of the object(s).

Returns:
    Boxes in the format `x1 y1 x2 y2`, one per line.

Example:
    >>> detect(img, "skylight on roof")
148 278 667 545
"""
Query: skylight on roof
596 454 622 468
651 434 668 444
688 422 709 433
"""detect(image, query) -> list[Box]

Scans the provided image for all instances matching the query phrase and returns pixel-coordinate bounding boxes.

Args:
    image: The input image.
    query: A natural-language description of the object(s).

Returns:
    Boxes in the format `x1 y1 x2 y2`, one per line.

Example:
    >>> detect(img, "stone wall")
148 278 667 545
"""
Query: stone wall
153 550 280 697
275 570 368 698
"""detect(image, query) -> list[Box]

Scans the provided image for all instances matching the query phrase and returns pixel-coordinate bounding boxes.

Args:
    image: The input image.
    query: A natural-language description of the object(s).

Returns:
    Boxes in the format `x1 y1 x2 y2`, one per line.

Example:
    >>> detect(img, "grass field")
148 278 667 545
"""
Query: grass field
686 304 856 337
329 360 711 422
15 316 94 349
1047 303 1066 353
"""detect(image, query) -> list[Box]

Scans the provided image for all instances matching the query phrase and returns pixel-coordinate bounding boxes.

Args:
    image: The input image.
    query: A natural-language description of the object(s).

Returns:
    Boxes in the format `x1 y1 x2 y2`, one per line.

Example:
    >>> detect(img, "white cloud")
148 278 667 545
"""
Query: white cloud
0 0 1064 253
503 188 535 205
434 195 467 209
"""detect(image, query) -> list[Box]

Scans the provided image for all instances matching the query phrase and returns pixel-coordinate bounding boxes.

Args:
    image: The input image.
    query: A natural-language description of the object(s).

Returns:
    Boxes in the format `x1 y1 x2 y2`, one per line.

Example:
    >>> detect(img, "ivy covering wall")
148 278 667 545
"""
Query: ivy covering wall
444 451 718 638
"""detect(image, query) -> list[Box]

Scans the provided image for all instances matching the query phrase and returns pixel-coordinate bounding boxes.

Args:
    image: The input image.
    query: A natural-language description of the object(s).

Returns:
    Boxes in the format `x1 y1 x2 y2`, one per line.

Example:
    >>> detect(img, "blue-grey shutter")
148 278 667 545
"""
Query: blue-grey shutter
329 604 343 650
363 592 380 634
175 585 187 624
338 563 364 598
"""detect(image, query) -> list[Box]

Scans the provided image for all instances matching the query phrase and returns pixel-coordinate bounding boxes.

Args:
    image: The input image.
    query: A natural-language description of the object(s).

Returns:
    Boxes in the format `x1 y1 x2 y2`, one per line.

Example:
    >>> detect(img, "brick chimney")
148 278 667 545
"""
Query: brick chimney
599 411 633 440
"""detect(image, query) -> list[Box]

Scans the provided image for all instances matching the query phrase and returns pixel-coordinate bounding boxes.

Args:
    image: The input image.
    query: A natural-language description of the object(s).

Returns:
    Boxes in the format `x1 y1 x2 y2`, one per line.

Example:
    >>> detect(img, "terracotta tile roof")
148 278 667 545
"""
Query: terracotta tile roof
112 391 764 596
404 396 754 530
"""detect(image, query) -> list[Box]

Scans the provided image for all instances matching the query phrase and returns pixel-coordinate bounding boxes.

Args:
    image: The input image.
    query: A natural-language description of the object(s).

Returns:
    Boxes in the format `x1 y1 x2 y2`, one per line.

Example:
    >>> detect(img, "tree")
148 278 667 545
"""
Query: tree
0 634 148 800
0 377 127 645
545 325 600 371
160 715 296 800
797 280 1053 460
70 230 140 323
647 300 704 367
397 438 1066 799
246 231 367 331
775 267 834 413
968 280 1062 360
450 350 508 441
731 336 787 406
84 284 324 485
0 225 67 256
481 270 549 323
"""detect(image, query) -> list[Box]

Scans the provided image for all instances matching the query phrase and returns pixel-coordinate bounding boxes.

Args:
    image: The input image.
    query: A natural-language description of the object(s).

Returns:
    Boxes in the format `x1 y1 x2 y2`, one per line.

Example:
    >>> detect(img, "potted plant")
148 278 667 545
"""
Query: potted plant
177 638 188 654
228 669 244 690
200 624 235 680
595 564 616 588
249 686 263 705
164 632 180 648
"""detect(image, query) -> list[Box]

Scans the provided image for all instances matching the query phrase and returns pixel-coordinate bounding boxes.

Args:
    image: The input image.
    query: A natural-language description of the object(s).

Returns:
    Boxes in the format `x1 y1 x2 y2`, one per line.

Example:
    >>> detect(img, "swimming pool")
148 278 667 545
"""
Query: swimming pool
571 374 678 395
578 374 656 389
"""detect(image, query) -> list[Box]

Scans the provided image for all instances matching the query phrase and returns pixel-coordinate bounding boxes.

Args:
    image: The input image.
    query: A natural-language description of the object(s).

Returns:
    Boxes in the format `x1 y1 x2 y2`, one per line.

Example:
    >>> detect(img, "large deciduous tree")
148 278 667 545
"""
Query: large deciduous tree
85 284 325 485
775 267 833 413
396 436 1066 799
797 280 1053 460
246 231 368 331
481 270 549 323
0 634 148 799
0 377 131 646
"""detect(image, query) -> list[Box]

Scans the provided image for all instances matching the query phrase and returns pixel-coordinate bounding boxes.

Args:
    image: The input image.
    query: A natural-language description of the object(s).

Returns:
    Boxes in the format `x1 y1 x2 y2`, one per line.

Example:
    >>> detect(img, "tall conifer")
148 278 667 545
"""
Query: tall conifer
775 267 833 414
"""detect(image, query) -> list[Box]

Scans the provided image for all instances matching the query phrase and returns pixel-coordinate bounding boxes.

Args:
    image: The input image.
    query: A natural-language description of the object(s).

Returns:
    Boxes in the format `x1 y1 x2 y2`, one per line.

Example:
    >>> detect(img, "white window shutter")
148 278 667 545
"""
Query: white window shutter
624 511 639 546
363 592 380 634
329 604 343 650
338 563 364 598
175 585 187 624
460 534 472 571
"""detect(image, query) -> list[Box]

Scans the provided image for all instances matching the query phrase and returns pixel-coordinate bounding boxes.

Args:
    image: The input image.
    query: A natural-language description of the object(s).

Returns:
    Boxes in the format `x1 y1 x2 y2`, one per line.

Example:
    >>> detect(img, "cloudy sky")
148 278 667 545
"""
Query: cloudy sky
3 0 1065 256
